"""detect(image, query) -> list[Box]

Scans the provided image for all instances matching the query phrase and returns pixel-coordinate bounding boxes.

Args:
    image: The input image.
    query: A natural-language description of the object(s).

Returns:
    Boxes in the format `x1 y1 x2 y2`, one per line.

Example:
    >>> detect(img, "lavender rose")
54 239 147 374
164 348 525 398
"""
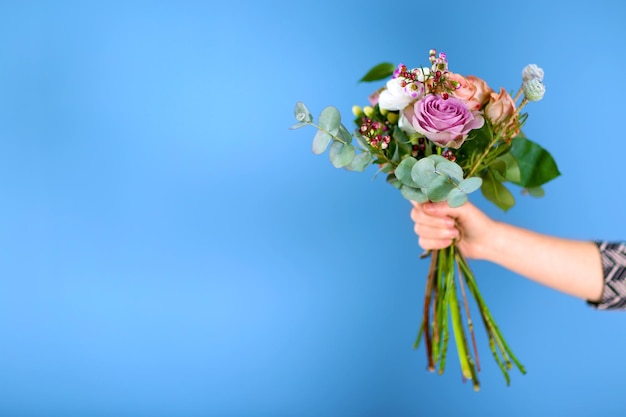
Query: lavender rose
402 94 484 148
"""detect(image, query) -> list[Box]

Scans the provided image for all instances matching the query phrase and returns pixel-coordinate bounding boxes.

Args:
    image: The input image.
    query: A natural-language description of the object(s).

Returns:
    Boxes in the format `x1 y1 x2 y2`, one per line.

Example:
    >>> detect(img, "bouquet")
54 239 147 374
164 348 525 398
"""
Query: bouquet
290 49 559 390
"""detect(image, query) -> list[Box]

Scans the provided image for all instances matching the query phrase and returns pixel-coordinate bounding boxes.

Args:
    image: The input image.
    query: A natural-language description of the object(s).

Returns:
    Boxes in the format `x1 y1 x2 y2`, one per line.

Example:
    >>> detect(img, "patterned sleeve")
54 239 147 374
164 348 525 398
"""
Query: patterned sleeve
588 241 626 310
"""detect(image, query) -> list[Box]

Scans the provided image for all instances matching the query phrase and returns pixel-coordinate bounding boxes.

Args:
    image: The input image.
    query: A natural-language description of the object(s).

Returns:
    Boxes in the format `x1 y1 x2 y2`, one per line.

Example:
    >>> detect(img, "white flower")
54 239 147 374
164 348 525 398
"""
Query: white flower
378 78 415 111
523 78 546 101
522 64 544 82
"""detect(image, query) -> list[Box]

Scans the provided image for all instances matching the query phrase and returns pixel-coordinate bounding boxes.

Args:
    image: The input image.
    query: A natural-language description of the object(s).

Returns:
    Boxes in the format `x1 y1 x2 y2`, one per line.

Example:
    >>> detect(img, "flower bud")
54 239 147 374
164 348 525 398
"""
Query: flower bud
352 105 363 117
522 64 544 82
387 112 399 124
363 106 375 118
522 78 546 102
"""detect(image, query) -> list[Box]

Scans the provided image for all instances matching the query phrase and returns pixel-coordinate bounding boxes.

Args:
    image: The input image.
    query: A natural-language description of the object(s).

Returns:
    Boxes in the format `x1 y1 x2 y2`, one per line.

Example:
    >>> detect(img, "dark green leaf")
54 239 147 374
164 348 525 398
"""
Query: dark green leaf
386 173 402 189
481 169 515 211
359 62 396 82
456 122 493 162
329 142 355 168
509 136 560 188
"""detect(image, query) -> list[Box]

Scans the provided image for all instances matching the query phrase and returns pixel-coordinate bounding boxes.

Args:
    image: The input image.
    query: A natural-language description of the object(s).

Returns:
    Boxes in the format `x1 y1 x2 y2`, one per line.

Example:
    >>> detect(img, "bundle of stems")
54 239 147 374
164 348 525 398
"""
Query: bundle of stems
414 245 526 391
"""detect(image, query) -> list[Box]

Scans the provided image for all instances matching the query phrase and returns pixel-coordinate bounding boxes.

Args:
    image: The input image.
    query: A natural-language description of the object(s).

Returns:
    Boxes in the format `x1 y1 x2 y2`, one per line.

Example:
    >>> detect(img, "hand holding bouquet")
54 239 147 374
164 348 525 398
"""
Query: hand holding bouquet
291 50 559 390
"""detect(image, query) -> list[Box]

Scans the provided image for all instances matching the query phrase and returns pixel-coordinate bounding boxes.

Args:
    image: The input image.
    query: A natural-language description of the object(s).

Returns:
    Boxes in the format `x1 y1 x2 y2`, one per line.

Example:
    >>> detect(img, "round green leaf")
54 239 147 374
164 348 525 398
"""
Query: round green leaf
345 152 373 172
400 186 428 203
411 158 437 187
435 160 464 183
319 106 341 136
294 102 313 123
395 157 419 187
312 129 331 155
427 175 455 202
447 189 469 208
329 142 355 168
458 177 482 194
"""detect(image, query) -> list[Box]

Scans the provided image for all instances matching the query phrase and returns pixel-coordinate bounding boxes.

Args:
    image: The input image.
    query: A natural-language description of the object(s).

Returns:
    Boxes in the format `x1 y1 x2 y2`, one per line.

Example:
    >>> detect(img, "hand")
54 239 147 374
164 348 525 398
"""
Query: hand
410 201 495 260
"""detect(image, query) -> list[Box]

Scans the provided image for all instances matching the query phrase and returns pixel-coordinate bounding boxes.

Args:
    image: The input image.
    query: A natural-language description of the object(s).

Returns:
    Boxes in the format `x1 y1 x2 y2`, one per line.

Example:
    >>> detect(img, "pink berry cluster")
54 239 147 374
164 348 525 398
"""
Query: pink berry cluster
359 117 391 149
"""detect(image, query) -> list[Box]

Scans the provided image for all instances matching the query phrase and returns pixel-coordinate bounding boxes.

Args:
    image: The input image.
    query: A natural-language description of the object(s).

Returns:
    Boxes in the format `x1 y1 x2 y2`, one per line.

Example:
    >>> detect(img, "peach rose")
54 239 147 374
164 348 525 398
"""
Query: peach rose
466 76 492 110
485 87 516 125
447 73 492 111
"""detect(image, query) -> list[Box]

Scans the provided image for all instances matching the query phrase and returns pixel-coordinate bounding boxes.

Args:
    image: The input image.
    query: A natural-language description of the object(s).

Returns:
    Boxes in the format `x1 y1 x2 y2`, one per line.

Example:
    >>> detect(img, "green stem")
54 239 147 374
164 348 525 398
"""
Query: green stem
310 123 347 145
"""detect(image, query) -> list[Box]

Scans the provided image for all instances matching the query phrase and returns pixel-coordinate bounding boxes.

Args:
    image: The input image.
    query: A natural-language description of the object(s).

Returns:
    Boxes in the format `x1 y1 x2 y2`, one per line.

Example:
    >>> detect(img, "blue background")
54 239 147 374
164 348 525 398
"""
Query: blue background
0 0 625 416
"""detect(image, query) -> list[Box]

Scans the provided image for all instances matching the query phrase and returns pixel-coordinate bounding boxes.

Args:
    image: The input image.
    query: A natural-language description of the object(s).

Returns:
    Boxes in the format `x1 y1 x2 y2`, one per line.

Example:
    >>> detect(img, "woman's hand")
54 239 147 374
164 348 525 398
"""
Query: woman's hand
410 201 495 260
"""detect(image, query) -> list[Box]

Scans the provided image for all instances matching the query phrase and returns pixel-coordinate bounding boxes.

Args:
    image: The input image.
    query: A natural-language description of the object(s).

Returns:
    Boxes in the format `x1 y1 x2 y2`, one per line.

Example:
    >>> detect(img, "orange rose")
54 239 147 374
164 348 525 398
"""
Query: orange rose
485 87 516 125
466 76 492 110
448 73 493 111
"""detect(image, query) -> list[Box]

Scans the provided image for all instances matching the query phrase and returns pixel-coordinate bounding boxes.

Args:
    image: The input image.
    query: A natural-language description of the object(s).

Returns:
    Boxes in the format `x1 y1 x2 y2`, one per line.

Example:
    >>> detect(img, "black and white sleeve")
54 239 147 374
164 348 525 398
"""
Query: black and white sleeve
588 241 626 311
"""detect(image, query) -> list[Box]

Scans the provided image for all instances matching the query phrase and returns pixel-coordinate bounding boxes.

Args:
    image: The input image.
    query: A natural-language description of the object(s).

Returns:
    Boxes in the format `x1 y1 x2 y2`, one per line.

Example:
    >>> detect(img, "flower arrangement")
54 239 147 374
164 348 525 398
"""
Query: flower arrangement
291 49 559 390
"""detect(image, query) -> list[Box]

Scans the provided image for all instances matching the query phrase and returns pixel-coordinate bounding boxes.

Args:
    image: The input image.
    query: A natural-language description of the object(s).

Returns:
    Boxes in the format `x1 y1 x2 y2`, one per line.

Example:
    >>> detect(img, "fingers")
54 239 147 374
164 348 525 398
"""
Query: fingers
411 201 460 251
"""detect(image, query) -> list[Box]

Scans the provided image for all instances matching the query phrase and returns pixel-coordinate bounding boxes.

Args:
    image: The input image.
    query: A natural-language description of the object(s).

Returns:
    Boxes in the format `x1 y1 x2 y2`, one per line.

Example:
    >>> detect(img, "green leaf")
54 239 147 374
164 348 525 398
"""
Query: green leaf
312 129 332 154
319 106 341 136
455 122 493 162
447 188 468 208
294 102 313 124
392 125 411 144
427 175 455 202
435 160 464 183
400 185 428 202
458 177 482 194
345 151 373 172
386 173 402 189
395 157 419 187
481 169 515 211
509 136 560 188
411 157 437 187
359 62 396 82
337 124 353 144
289 122 308 130
329 142 355 168
493 153 521 184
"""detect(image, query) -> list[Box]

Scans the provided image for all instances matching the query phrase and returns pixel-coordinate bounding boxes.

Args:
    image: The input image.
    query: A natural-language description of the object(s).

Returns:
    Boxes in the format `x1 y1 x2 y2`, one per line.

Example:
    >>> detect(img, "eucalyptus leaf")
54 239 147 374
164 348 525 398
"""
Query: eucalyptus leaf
359 62 396 82
319 106 341 136
345 151 373 172
458 177 482 194
312 129 332 155
435 160 464 183
294 102 313 124
509 136 560 188
289 122 309 130
337 124 353 144
427 175 455 202
354 134 369 150
481 169 515 211
412 157 437 187
447 189 469 208
401 185 428 203
329 142 355 168
395 157 418 187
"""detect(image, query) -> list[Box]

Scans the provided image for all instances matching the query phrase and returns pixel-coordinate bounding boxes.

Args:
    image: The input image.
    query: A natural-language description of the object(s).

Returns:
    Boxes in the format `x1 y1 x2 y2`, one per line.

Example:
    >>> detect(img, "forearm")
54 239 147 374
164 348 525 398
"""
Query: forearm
477 221 604 302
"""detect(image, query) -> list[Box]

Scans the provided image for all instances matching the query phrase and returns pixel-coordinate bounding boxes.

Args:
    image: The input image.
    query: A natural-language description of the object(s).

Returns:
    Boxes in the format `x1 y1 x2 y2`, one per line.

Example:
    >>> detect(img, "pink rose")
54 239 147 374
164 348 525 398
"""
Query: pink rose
402 94 484 149
448 73 493 111
485 87 517 125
